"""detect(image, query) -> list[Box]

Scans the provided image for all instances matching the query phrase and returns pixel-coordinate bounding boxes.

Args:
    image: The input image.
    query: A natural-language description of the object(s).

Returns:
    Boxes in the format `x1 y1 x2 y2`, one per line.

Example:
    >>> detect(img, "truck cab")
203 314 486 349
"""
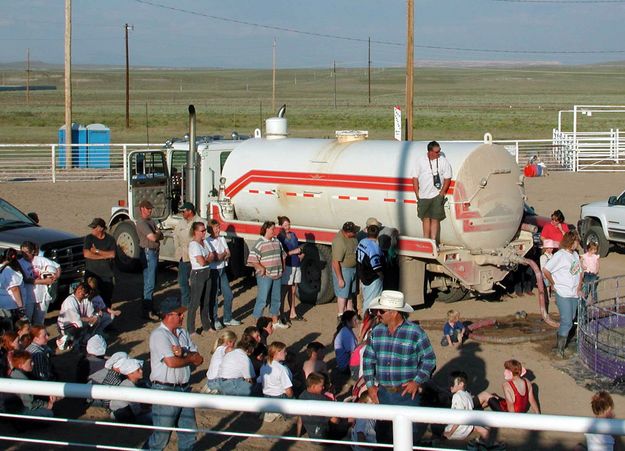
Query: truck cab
579 189 625 257
108 135 246 272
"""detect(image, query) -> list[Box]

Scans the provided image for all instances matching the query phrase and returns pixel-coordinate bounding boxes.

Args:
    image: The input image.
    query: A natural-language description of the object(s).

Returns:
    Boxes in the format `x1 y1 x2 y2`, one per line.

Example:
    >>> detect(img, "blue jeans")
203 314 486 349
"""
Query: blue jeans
149 384 196 451
583 273 599 302
210 268 234 322
217 378 253 396
178 261 192 308
332 266 357 299
253 276 281 318
377 386 425 443
556 293 579 337
141 248 159 302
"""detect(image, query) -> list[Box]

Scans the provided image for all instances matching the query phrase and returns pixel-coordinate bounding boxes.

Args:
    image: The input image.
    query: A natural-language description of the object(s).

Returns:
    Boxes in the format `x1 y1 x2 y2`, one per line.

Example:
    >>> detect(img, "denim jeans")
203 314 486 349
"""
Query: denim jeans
217 378 253 396
210 268 234 322
253 275 281 318
377 386 425 443
582 272 599 302
188 267 212 332
555 293 579 338
149 384 196 451
141 248 159 303
178 261 192 308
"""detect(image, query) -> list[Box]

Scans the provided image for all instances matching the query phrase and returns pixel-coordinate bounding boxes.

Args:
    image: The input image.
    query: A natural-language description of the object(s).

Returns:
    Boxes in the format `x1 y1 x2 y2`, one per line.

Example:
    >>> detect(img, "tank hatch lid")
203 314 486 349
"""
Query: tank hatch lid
335 130 368 143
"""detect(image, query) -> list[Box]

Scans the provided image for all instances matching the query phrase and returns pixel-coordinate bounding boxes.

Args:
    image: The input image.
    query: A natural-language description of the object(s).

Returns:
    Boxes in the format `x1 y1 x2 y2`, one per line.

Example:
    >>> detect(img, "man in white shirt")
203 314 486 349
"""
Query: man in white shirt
410 140 453 242
148 296 203 451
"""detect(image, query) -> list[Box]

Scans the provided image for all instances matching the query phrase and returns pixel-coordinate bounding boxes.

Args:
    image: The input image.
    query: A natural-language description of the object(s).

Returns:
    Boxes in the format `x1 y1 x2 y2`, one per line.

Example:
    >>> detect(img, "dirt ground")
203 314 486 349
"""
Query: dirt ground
2 172 625 450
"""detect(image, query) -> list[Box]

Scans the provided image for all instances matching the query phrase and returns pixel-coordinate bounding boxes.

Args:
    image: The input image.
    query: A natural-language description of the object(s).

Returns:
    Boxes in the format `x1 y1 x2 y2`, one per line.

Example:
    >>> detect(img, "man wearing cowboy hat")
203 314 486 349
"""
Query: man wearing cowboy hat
363 290 436 442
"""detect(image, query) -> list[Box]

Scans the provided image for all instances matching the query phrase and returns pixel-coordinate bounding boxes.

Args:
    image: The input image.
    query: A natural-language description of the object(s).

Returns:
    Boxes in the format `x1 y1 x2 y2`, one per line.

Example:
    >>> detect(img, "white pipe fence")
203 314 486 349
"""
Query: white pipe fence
3 379 625 450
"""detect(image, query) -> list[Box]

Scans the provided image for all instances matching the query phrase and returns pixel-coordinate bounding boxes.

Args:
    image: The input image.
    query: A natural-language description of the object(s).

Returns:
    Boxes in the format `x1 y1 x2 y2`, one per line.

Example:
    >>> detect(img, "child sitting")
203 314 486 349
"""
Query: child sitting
441 310 466 348
76 334 107 383
216 336 256 396
303 341 327 379
581 242 600 302
443 371 490 443
297 372 341 439
581 391 615 451
109 358 152 424
350 391 377 451
204 330 237 394
334 311 359 374
259 341 293 422
487 359 541 414
7 350 58 418
87 277 121 326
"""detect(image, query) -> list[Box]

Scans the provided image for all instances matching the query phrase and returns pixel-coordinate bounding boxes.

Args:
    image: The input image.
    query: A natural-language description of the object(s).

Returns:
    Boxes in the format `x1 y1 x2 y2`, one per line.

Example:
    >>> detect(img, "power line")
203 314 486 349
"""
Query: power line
131 0 625 55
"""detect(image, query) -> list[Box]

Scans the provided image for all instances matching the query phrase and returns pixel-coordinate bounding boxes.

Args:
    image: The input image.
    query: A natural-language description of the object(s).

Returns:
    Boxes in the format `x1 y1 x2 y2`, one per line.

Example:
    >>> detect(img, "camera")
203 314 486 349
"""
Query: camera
433 173 442 189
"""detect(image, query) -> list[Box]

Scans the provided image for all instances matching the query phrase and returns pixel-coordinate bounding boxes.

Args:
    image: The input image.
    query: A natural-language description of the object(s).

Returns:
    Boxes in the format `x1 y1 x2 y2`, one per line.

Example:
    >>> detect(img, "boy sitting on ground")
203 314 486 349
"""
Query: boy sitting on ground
444 371 490 444
441 310 466 348
297 372 342 439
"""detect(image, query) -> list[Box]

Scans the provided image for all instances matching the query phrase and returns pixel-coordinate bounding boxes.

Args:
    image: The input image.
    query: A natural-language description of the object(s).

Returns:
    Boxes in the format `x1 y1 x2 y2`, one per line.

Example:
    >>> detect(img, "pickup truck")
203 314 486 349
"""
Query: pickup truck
0 198 85 291
578 190 625 257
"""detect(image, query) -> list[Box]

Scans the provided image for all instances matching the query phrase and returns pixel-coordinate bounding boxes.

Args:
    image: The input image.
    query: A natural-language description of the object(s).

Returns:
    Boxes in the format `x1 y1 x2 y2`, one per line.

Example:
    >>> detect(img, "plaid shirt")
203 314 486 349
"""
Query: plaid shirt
363 319 436 388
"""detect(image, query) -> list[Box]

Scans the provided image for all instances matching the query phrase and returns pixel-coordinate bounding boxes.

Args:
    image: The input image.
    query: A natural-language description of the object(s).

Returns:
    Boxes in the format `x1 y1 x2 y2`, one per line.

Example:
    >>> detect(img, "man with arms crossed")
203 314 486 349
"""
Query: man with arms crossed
411 140 452 243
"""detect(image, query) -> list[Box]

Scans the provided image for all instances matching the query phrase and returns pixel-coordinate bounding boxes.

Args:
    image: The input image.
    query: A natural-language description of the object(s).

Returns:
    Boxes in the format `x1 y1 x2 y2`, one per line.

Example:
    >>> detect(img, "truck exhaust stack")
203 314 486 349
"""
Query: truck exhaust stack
187 105 197 208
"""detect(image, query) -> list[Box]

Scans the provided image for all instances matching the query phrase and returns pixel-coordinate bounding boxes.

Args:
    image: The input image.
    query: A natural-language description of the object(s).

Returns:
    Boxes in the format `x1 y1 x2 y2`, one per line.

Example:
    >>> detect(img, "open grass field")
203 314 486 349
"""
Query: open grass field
2 64 625 143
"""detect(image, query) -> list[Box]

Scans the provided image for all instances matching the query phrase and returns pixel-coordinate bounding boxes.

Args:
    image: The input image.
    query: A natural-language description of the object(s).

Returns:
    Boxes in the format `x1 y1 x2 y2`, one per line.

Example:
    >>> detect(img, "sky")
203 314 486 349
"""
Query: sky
1 0 625 68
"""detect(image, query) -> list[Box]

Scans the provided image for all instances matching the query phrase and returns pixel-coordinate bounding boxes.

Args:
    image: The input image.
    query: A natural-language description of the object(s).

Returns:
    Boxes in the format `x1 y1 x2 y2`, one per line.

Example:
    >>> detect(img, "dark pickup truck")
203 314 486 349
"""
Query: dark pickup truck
0 198 84 289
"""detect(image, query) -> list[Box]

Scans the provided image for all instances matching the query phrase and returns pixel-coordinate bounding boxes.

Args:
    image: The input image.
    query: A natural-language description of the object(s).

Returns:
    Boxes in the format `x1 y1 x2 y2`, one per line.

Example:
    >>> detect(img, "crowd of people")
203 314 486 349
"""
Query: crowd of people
0 175 613 449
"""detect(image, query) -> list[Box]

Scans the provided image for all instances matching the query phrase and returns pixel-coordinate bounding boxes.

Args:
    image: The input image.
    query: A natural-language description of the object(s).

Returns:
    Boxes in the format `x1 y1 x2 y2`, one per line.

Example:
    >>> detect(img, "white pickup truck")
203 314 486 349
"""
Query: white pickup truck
578 190 625 257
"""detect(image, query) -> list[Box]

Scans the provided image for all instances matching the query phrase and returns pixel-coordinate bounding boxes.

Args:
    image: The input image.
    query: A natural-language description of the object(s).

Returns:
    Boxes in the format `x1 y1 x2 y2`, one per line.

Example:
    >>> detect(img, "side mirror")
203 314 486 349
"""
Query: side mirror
27 212 40 224
608 196 618 206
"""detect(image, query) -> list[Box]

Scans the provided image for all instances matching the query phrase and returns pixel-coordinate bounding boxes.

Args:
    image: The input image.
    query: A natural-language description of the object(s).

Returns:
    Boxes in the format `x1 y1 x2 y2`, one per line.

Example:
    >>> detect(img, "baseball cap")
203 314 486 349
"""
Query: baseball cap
366 217 382 227
342 221 360 233
180 202 195 212
117 358 144 376
159 296 187 315
88 218 107 229
138 200 154 209
86 334 107 356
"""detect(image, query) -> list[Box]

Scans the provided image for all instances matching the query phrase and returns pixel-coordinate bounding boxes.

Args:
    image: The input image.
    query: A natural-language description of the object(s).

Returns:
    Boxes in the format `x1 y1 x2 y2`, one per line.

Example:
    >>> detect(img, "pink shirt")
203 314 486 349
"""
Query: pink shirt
581 253 599 274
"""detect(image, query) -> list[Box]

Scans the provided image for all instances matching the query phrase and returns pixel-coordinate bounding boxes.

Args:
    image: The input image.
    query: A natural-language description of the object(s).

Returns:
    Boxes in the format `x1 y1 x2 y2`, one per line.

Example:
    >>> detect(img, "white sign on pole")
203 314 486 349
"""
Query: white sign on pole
394 106 402 141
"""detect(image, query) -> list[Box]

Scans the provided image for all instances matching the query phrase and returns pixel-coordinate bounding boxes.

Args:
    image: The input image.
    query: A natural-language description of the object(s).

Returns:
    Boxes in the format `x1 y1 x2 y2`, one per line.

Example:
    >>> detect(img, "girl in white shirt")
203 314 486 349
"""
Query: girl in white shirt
259 341 293 399
204 330 237 394
187 222 215 334
216 336 256 396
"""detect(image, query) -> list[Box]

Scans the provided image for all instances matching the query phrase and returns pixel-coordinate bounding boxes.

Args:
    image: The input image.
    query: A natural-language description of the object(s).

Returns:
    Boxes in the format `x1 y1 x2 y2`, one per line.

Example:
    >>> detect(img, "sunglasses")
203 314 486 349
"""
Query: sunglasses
375 309 390 315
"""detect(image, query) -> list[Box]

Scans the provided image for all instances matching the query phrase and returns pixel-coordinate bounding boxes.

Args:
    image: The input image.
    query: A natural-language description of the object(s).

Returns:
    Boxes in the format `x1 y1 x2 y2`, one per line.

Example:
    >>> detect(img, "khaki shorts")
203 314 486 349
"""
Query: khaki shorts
417 195 446 221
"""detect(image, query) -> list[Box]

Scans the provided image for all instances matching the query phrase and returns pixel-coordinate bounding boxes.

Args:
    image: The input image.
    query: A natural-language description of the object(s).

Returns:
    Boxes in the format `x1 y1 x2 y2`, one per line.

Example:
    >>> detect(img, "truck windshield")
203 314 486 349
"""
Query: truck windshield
0 198 36 230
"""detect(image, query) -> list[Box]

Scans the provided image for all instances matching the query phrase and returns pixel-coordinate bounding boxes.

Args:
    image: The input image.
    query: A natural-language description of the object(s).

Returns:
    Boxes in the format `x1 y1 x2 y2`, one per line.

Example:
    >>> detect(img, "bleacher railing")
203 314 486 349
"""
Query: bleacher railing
2 379 625 451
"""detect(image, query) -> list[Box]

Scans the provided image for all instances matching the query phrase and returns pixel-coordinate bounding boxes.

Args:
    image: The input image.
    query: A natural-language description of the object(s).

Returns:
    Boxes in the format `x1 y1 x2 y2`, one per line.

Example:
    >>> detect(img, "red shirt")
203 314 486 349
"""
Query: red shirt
540 222 569 244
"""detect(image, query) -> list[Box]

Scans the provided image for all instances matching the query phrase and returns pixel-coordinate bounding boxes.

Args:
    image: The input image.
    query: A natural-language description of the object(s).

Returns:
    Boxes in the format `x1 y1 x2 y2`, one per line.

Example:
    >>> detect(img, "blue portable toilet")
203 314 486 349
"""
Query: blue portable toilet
86 123 111 169
58 123 87 168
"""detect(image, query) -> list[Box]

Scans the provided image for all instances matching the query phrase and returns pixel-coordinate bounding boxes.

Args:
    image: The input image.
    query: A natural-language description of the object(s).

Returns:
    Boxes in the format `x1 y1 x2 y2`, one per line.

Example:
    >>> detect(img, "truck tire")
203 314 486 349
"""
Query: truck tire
435 286 470 303
583 224 610 258
112 220 141 272
298 244 335 305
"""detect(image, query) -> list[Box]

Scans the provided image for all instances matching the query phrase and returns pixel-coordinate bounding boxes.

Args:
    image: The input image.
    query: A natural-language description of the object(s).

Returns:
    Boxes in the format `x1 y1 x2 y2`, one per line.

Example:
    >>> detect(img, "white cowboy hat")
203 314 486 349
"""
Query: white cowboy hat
367 290 413 313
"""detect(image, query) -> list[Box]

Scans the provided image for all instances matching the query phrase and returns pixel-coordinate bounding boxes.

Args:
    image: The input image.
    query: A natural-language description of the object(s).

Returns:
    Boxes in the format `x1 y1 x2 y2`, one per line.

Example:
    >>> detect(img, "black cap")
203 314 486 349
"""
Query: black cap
88 218 106 229
342 221 360 233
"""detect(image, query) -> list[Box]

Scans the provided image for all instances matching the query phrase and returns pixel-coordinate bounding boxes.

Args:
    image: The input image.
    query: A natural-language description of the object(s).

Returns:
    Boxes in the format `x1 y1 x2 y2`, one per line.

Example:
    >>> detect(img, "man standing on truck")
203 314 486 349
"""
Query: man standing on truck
411 140 452 243
83 218 116 308
173 203 204 309
332 221 359 318
136 200 163 320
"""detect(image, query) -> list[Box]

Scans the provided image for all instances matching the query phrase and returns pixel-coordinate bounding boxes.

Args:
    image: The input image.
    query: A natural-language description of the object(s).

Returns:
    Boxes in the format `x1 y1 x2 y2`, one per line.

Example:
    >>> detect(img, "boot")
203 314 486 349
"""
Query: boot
552 335 567 358
142 299 155 320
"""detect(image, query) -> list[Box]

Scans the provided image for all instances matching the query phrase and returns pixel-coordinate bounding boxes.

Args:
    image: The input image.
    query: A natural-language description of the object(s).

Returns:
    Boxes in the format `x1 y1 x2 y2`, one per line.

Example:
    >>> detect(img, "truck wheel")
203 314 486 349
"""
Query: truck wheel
435 287 470 303
298 244 334 305
112 221 141 272
584 225 610 258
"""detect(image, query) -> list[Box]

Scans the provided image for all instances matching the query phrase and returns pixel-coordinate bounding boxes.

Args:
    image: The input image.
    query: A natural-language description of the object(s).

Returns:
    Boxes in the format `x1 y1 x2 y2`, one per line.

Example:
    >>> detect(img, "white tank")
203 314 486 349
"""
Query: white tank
221 137 524 251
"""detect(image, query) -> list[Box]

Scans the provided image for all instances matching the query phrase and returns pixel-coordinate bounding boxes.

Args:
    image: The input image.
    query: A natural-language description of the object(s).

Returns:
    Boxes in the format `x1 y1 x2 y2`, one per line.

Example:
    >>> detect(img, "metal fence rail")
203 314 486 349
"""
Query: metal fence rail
3 379 625 451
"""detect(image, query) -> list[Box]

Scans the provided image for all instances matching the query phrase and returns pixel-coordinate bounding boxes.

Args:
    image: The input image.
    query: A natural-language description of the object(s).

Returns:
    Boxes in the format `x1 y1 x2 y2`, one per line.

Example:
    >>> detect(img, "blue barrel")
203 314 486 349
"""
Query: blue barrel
86 123 111 168
58 123 88 168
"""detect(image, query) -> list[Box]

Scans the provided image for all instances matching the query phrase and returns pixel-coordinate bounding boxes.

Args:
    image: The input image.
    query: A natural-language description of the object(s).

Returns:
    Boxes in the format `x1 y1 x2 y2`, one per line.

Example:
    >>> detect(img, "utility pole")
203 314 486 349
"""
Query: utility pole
368 37 371 105
333 60 337 109
405 0 414 140
272 38 276 114
26 48 30 105
125 23 133 128
64 0 72 168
